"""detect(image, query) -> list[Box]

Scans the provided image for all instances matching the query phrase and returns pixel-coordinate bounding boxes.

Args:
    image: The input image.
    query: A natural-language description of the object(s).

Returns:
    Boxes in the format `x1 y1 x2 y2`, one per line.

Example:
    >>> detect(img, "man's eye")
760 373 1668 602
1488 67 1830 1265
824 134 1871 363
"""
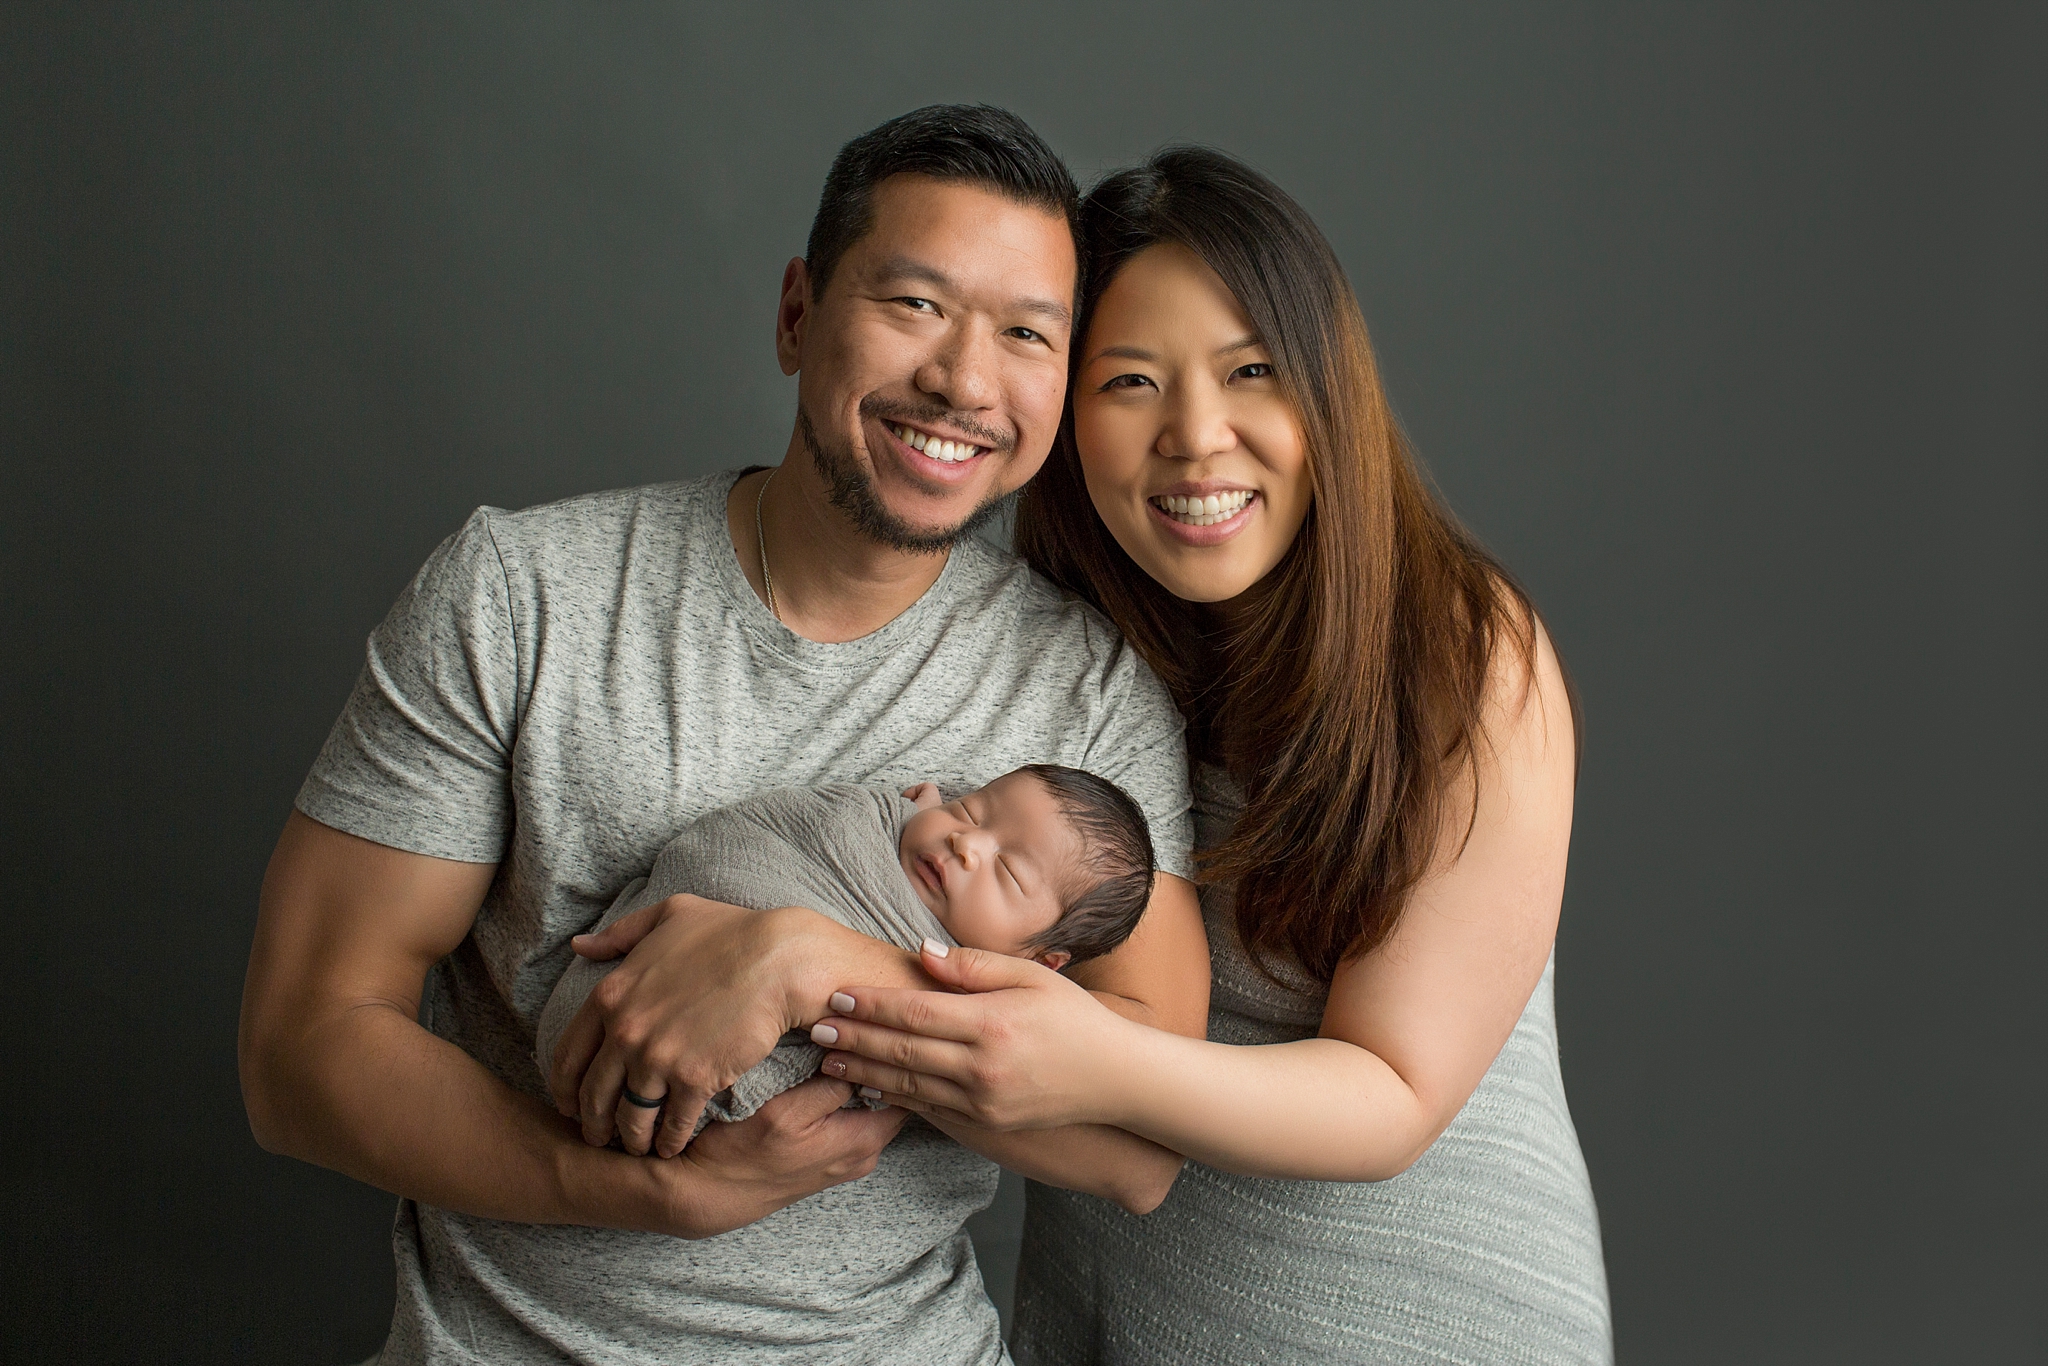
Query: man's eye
1008 326 1045 344
1233 362 1274 381
899 297 938 313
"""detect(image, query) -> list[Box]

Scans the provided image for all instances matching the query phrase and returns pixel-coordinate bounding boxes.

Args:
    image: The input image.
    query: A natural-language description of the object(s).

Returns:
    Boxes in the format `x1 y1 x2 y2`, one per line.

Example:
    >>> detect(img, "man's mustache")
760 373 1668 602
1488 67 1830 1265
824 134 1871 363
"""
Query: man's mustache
858 394 1014 453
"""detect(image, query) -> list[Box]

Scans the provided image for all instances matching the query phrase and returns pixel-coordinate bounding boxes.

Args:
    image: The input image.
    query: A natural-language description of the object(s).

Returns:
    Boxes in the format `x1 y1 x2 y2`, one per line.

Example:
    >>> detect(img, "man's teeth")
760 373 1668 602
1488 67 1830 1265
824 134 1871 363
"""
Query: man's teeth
891 423 980 463
1151 490 1254 527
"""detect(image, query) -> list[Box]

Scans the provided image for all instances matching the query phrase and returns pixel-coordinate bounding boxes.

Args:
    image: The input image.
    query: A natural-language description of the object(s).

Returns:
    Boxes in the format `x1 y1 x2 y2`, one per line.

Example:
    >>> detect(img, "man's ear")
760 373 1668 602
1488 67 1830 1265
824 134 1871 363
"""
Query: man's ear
775 256 812 377
902 782 943 809
1035 948 1072 973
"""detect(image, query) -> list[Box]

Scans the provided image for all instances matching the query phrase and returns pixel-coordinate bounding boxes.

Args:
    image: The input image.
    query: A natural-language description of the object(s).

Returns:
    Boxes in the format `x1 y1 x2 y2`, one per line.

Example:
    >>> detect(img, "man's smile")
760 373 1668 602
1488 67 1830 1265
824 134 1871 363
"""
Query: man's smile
887 420 986 465
869 413 1001 487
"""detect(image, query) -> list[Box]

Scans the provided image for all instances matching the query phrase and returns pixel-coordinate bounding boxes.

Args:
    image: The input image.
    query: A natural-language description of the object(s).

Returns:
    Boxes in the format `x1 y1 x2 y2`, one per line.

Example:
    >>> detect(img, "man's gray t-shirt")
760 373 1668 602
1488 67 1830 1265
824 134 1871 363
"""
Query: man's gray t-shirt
295 471 1194 1365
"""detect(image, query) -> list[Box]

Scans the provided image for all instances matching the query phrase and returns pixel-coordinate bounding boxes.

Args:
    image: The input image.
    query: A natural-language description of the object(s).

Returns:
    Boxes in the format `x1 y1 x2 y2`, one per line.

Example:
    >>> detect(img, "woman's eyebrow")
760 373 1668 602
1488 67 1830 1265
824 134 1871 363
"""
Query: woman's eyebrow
1090 337 1261 365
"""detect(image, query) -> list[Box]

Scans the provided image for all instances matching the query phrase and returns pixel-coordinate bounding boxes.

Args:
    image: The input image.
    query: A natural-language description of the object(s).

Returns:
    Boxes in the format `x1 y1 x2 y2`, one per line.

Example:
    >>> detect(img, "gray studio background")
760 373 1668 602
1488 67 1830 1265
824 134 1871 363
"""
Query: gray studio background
4 4 2043 1362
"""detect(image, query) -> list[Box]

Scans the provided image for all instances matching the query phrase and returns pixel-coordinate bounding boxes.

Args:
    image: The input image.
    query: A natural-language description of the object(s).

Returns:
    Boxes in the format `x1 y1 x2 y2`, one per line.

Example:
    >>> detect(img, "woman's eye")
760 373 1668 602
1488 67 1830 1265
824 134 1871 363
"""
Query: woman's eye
1232 362 1274 381
1101 373 1155 392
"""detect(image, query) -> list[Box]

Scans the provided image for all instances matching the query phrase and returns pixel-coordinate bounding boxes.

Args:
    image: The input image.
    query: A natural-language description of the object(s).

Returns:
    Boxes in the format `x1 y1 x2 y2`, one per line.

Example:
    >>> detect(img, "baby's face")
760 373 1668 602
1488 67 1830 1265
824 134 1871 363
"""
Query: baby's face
898 771 1078 970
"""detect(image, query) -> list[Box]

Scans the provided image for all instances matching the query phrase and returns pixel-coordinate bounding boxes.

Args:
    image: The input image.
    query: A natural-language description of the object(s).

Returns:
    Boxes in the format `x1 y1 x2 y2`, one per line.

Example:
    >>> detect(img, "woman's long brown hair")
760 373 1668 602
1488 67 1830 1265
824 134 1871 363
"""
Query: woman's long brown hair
1018 147 1554 984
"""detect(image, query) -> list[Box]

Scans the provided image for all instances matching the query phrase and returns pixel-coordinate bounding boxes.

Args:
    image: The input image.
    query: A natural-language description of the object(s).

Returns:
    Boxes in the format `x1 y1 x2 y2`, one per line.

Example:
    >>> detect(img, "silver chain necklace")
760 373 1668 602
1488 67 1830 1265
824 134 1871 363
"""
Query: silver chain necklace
753 468 779 622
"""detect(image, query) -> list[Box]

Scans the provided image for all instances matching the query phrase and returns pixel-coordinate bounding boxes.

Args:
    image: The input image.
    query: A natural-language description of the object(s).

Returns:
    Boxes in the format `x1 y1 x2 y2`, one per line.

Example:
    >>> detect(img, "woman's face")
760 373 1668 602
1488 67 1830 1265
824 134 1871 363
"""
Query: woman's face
1072 242 1313 604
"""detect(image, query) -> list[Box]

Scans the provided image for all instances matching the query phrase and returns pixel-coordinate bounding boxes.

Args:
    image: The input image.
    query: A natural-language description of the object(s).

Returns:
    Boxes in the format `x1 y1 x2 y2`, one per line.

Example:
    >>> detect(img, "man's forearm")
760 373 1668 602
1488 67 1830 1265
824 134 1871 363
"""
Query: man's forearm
244 999 693 1234
931 1116 1185 1216
773 911 935 1026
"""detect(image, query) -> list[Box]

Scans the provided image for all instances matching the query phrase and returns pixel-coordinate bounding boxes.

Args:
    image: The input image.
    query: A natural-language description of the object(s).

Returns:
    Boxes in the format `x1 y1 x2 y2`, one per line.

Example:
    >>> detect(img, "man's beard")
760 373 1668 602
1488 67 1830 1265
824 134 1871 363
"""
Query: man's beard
797 399 1009 555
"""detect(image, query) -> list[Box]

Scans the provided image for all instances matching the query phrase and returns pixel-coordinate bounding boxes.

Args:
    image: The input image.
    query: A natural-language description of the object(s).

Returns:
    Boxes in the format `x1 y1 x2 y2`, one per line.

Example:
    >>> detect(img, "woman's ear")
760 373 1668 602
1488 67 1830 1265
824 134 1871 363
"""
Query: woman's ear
1034 948 1073 973
902 782 943 809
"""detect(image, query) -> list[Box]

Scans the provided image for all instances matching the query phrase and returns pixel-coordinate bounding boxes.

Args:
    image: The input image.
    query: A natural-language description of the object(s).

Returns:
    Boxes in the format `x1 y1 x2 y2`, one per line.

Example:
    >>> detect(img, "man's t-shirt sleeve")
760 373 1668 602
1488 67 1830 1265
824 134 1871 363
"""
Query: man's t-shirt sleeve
294 509 521 864
1080 633 1196 883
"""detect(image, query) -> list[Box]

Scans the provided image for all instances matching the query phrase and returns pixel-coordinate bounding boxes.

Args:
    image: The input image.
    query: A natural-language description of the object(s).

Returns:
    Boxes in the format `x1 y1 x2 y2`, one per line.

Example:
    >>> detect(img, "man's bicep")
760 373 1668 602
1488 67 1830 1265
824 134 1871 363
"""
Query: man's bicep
1067 873 1209 1038
246 811 497 1024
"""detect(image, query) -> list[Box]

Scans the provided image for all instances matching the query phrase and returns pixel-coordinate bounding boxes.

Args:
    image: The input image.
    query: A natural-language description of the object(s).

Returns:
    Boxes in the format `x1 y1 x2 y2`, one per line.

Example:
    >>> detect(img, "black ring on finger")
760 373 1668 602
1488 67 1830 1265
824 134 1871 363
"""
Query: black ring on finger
621 1087 667 1109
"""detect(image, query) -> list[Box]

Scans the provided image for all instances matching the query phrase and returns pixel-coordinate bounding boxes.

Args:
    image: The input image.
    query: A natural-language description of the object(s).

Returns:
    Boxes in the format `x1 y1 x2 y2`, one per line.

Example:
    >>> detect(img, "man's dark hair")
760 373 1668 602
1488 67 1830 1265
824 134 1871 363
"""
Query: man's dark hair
1015 764 1156 968
804 104 1081 298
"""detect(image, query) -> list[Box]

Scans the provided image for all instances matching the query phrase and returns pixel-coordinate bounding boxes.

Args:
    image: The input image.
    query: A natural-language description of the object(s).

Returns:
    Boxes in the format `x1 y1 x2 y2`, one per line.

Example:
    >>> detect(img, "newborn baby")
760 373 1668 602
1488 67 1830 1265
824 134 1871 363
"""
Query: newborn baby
534 764 1155 1133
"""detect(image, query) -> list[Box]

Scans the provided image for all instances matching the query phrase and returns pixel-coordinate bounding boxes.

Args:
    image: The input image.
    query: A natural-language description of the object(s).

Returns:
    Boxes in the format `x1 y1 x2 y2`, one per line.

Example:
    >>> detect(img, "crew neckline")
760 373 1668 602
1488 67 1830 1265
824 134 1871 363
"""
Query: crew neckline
710 467 969 668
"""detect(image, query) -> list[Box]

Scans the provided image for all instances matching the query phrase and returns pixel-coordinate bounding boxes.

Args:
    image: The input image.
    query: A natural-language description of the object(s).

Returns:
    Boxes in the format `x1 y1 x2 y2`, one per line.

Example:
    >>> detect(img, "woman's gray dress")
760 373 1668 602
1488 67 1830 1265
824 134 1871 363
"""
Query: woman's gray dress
1011 766 1612 1365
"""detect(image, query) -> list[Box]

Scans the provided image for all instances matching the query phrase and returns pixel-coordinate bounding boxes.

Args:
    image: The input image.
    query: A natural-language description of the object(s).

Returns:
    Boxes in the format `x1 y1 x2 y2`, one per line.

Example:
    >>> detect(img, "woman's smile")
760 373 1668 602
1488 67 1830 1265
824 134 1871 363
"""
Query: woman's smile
1146 484 1261 543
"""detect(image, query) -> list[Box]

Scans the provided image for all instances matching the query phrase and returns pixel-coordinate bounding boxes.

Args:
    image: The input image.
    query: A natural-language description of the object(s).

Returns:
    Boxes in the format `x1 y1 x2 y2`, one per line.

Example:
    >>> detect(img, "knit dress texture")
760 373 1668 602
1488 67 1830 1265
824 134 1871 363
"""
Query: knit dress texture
1010 765 1612 1365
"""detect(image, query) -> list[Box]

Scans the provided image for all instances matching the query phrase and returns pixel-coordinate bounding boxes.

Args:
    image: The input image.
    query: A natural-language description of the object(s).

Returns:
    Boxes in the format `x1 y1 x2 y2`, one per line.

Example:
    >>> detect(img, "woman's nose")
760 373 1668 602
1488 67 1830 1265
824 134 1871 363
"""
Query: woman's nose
1158 382 1236 462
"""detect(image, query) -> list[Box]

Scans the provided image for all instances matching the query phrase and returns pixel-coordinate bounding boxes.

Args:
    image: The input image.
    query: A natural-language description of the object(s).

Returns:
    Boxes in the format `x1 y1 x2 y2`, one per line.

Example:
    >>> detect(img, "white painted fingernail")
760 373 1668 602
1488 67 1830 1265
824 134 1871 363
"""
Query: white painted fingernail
829 992 857 1014
922 937 950 958
860 1086 883 1099
810 1023 840 1045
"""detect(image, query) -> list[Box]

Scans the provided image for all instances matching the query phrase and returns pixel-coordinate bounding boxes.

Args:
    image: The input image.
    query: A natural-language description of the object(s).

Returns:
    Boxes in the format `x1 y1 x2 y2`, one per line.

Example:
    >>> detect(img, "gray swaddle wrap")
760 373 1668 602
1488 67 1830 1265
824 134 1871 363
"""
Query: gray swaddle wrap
533 783 954 1131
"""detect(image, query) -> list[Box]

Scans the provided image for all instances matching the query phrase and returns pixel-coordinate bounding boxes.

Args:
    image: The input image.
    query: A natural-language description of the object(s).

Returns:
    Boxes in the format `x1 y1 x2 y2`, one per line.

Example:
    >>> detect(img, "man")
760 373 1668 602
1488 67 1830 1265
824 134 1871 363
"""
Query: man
241 105 1208 1364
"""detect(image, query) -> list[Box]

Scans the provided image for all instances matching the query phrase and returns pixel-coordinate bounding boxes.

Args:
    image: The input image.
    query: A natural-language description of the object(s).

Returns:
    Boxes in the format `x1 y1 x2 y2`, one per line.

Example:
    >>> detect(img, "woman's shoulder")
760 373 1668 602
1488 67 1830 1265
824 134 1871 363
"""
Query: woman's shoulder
1475 599 1576 776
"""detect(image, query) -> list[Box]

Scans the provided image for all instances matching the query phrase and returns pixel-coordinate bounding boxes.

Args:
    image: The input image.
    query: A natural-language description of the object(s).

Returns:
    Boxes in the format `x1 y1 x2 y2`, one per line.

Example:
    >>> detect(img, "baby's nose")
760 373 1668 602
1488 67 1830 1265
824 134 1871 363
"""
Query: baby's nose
947 828 992 868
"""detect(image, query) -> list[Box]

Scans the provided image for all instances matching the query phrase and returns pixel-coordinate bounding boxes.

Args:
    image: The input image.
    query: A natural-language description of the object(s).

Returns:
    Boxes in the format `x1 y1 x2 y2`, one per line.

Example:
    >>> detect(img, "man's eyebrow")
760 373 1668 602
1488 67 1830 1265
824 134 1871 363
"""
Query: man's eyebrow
1015 297 1073 329
870 256 955 293
868 256 1072 330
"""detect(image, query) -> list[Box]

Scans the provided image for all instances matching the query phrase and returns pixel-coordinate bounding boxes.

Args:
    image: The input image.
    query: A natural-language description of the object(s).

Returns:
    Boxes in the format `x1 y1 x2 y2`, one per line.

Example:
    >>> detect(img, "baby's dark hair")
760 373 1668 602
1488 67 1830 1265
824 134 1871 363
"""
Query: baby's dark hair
1013 764 1156 968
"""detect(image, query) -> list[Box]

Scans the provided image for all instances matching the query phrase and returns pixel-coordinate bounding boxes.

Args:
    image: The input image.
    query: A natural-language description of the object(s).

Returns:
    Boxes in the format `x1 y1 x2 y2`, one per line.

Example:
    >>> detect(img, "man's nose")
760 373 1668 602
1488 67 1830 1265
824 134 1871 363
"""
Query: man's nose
914 320 1000 415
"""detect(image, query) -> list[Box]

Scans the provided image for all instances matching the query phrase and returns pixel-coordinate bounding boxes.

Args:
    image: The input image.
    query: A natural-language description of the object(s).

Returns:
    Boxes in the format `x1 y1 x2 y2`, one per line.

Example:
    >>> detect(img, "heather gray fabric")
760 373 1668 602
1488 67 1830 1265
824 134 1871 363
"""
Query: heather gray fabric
533 784 950 1136
295 471 1193 1366
1011 765 1611 1366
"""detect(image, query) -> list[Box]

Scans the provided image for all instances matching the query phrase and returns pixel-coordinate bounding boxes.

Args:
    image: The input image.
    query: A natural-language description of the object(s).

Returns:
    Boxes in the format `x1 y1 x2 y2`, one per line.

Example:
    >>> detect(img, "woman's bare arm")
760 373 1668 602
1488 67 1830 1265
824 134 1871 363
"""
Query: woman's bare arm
818 627 1574 1182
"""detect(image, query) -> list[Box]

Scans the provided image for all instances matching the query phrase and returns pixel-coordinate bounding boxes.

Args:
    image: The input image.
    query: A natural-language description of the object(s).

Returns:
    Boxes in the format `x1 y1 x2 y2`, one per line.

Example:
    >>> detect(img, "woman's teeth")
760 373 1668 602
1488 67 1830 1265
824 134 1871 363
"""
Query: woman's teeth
1151 490 1254 527
891 422 980 463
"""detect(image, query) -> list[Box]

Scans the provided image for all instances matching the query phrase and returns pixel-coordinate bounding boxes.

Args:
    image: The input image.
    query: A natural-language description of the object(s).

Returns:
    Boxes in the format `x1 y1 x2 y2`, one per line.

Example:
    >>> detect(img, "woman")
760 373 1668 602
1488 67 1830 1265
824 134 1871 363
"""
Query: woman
817 147 1610 1364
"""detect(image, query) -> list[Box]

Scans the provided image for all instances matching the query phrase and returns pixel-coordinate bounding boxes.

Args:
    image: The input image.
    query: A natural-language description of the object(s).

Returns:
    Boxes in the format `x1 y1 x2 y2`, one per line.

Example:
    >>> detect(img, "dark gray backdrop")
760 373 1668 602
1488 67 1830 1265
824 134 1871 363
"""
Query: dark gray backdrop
4 4 2043 1362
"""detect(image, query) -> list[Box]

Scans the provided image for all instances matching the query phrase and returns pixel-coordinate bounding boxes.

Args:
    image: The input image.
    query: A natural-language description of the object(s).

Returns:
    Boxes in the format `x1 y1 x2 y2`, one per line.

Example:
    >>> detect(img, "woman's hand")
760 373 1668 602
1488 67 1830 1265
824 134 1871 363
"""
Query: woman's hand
811 940 1138 1131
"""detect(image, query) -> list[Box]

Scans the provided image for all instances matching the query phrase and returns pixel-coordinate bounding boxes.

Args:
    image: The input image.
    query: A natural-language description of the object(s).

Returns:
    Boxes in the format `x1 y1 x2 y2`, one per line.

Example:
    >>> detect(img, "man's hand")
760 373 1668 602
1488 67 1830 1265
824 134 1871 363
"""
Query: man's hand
548 893 932 1158
655 1077 909 1237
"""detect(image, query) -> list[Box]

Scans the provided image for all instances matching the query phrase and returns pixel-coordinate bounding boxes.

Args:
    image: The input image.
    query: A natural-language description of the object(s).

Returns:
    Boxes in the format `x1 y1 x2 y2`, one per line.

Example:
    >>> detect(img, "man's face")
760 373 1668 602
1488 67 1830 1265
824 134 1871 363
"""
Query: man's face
778 174 1077 550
